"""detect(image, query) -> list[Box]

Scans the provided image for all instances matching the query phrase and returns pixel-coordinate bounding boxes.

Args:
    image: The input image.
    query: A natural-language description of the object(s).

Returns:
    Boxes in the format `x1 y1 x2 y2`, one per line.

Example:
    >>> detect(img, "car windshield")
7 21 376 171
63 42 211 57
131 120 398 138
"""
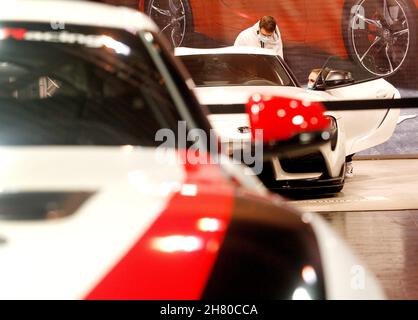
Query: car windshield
179 54 295 87
0 25 185 146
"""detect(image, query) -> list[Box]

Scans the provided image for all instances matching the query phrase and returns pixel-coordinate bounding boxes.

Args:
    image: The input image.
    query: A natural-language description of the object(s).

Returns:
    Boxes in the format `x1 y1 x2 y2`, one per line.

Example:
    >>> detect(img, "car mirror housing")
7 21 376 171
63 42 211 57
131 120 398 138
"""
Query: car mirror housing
324 69 354 87
245 94 332 158
310 68 355 90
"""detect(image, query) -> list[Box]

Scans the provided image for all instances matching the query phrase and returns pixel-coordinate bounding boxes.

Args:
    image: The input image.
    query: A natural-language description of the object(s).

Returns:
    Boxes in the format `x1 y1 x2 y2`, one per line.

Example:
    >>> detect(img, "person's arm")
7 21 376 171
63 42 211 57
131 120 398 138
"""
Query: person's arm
234 32 245 46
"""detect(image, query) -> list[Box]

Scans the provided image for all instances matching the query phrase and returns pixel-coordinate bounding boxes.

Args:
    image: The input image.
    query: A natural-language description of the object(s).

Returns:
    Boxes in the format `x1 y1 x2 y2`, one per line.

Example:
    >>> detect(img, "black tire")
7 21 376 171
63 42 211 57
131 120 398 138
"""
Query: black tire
342 0 417 80
145 0 193 48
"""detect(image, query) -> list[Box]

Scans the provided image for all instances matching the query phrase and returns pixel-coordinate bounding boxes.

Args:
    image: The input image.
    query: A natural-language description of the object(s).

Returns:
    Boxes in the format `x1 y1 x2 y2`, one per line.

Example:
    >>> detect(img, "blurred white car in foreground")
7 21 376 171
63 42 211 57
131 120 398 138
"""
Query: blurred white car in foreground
0 0 384 300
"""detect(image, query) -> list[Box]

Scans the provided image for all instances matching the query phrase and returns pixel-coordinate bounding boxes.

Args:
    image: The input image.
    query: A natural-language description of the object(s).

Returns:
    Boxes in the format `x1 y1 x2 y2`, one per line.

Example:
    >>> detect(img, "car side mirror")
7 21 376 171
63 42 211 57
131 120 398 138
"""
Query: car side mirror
245 94 332 159
310 68 354 90
324 69 354 87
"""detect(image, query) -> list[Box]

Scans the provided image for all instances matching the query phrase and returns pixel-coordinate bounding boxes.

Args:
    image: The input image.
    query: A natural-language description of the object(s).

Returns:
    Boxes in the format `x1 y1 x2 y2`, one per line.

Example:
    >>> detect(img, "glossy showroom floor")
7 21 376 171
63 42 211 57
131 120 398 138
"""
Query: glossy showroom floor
292 159 418 299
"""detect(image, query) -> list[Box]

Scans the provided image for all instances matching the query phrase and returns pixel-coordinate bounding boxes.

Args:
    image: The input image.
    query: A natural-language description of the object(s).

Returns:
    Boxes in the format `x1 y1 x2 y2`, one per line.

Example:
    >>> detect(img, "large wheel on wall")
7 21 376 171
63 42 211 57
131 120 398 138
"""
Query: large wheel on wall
342 0 417 79
145 0 193 48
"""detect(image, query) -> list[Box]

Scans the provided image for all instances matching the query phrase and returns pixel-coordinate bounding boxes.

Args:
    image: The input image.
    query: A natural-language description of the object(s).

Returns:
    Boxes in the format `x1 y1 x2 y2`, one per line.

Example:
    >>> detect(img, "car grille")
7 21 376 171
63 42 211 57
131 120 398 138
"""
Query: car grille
280 152 326 174
207 104 246 114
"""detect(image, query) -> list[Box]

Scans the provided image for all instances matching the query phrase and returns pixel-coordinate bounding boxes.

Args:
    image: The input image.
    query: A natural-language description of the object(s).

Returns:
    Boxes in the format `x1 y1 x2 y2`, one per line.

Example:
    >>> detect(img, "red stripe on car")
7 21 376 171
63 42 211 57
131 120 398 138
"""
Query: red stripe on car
0 28 27 40
85 152 235 300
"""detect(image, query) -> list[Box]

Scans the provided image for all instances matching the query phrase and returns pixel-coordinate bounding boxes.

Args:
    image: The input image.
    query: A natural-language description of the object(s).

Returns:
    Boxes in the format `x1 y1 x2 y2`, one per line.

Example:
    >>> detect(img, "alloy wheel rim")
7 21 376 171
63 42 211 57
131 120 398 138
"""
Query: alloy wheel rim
148 0 187 47
350 0 410 76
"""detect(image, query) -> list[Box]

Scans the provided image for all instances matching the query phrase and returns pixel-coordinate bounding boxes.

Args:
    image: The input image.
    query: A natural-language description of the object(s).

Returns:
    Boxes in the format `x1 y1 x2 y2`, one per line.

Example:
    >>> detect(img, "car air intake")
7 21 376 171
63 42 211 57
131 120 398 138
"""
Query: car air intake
0 192 94 221
280 152 326 174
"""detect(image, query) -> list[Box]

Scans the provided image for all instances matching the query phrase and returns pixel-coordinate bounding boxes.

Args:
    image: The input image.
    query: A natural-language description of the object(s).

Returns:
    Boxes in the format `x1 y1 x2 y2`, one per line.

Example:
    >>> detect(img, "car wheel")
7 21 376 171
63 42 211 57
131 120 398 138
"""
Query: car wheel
145 0 193 47
343 0 417 77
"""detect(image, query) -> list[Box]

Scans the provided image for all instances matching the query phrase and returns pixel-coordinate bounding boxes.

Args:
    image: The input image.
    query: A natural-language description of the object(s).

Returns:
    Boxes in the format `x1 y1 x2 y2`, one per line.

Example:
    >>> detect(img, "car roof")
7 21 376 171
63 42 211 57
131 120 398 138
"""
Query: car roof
0 0 158 33
175 46 279 56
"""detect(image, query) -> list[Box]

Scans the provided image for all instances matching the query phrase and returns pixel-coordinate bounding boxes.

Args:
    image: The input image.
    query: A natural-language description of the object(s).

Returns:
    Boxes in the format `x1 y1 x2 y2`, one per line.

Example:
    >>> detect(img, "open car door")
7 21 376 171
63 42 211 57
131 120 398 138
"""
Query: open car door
313 64 401 156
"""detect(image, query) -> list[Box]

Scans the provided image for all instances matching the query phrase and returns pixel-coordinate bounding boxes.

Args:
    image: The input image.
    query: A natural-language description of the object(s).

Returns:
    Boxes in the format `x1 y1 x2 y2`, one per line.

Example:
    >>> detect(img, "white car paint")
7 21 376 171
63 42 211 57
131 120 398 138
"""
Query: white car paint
0 0 159 34
0 147 184 299
326 80 401 155
397 114 417 124
176 47 400 182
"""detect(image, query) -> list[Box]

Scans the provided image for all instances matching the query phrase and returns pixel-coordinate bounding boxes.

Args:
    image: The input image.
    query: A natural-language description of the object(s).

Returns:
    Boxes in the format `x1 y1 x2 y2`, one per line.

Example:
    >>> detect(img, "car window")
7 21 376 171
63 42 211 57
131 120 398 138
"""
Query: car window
179 54 294 87
148 33 213 135
0 25 185 147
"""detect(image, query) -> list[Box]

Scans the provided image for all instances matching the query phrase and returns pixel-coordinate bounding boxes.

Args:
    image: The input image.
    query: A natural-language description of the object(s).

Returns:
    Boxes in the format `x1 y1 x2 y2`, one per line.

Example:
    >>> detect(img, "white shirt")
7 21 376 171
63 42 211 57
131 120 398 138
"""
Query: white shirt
234 22 284 59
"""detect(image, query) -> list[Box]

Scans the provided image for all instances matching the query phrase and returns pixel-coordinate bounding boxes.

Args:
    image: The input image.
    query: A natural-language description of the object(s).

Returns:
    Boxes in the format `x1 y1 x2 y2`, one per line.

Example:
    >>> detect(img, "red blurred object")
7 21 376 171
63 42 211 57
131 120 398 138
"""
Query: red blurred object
245 95 330 143
0 28 27 40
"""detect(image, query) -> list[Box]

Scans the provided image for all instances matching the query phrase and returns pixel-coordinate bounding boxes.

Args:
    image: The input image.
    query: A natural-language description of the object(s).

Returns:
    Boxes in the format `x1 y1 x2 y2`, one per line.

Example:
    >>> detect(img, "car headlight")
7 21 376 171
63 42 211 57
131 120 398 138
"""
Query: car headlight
326 116 338 151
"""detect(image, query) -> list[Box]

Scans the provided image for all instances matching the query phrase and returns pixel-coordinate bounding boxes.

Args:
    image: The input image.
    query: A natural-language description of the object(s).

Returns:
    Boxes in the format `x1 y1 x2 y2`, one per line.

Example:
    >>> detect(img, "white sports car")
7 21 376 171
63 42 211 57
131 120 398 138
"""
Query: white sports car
0 0 385 300
175 46 401 196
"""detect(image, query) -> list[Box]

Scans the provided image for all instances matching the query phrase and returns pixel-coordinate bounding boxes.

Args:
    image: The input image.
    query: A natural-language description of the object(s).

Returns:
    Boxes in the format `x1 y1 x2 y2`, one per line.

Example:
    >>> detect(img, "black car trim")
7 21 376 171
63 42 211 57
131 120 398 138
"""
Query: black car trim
202 191 326 299
0 191 95 221
323 97 418 110
207 104 245 114
207 98 418 115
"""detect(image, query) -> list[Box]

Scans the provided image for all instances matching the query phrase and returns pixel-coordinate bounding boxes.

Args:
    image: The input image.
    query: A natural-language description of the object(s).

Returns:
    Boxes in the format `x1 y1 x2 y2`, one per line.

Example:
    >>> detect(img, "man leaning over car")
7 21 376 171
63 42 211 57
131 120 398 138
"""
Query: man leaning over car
234 16 284 59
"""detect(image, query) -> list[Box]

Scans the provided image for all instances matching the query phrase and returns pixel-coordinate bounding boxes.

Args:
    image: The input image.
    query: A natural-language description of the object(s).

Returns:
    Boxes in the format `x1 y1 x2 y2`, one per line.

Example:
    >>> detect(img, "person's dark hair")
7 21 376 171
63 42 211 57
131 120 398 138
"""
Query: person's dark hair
259 16 276 33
